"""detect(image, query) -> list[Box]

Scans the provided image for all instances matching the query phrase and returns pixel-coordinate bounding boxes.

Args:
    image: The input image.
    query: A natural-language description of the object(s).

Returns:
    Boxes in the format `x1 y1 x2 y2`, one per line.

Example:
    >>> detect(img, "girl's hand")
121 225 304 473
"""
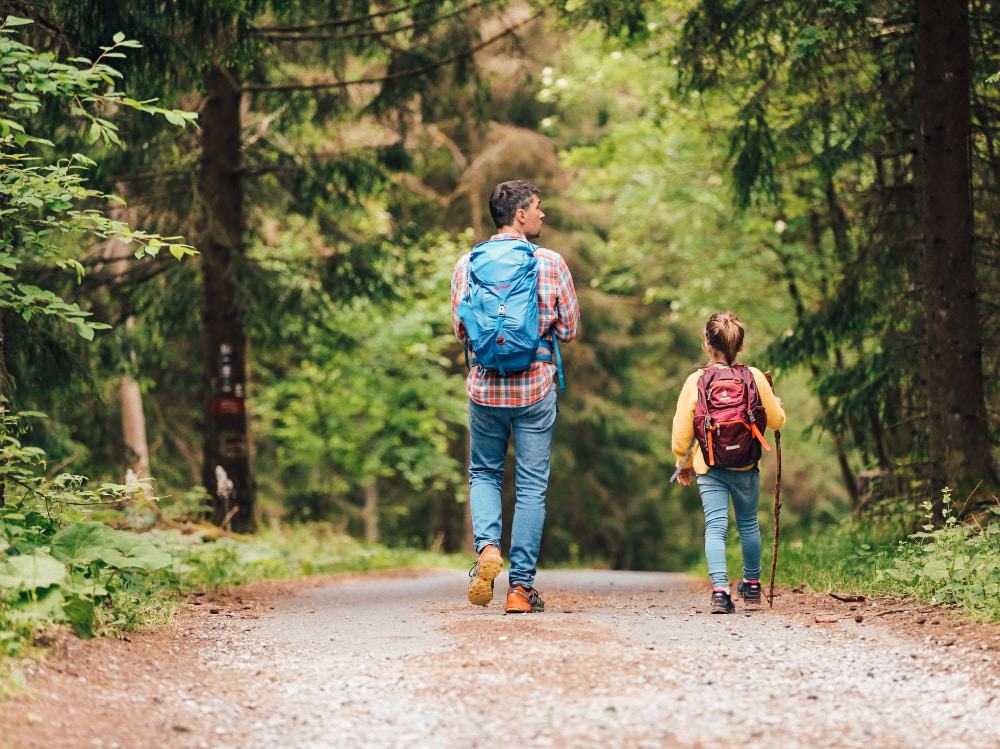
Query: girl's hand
677 467 694 486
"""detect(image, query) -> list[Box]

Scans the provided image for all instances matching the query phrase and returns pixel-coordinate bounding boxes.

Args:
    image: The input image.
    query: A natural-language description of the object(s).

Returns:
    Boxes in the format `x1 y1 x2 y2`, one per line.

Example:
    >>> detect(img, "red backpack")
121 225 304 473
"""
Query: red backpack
694 364 771 468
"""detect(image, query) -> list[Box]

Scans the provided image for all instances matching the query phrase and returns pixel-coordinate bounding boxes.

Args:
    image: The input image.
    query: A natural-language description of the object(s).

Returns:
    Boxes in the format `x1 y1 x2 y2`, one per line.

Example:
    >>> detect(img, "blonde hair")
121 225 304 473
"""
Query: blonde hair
705 312 745 366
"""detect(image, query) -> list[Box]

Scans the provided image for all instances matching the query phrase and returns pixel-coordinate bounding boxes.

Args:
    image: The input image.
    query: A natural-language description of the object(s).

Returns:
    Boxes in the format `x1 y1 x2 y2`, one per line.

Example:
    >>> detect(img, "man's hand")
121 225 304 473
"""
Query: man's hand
676 467 694 486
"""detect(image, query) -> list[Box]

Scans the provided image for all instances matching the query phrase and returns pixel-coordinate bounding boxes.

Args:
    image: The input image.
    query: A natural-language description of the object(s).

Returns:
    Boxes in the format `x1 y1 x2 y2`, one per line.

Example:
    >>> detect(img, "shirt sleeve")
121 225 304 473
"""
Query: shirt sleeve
671 372 700 468
451 256 468 343
552 254 580 342
750 367 786 431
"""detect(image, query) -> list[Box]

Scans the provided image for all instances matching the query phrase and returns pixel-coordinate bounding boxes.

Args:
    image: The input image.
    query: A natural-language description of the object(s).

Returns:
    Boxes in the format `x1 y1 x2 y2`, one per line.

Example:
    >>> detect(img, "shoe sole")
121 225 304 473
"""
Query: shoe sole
468 557 503 606
711 607 735 614
504 604 543 614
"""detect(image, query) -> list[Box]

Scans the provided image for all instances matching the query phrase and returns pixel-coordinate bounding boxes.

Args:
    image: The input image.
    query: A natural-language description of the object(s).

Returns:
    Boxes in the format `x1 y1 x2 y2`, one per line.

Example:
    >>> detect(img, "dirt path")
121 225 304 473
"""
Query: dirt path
2 569 1000 749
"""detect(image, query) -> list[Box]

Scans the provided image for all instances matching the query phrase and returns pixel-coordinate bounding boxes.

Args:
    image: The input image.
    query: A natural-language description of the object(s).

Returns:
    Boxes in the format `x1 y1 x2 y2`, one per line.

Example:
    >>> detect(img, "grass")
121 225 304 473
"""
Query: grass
688 518 905 595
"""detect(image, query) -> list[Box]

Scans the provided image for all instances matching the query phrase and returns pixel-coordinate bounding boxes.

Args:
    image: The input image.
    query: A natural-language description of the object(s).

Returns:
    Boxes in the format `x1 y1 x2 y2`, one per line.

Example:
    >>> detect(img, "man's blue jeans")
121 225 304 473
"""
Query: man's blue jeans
695 466 762 590
468 390 557 590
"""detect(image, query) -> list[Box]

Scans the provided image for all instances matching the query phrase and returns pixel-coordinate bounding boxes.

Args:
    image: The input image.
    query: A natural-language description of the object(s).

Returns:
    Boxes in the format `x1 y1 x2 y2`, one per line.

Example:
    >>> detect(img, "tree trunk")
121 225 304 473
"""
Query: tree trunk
200 64 255 531
119 349 151 480
915 0 996 505
103 196 151 483
363 480 379 543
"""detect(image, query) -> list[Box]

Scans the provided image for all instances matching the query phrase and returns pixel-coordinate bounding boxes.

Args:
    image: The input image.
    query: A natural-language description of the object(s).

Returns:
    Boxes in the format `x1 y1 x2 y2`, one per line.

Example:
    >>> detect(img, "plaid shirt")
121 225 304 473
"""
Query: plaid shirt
451 233 580 407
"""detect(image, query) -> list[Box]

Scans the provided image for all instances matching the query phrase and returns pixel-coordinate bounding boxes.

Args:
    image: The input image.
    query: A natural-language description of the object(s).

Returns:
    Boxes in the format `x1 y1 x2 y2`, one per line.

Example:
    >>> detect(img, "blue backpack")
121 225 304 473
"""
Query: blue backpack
456 237 565 390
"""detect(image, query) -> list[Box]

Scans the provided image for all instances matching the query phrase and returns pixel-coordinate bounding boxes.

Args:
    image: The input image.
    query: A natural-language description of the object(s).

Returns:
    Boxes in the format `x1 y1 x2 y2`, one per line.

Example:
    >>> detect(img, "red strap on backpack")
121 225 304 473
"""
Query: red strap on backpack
750 421 772 452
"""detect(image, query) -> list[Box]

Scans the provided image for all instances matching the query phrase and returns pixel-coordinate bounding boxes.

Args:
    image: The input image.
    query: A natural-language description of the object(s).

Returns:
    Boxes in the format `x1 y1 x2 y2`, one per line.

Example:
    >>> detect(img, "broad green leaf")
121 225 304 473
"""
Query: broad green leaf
50 521 118 565
3 15 33 26
102 531 171 571
63 571 108 598
62 595 96 638
8 587 64 626
0 552 66 590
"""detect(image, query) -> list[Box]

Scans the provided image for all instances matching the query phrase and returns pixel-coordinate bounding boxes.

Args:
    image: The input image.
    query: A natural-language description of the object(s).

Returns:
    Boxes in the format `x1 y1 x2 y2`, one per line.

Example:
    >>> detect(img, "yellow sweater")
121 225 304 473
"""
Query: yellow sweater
672 364 786 474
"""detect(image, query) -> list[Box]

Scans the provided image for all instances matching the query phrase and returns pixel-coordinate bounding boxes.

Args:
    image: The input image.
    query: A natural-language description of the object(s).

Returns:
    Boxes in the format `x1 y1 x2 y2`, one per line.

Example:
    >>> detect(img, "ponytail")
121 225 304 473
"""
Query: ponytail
705 312 745 366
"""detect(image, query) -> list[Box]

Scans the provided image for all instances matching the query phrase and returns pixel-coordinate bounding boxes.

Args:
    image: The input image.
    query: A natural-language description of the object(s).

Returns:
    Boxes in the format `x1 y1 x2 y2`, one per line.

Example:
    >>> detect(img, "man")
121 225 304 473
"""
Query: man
450 180 580 613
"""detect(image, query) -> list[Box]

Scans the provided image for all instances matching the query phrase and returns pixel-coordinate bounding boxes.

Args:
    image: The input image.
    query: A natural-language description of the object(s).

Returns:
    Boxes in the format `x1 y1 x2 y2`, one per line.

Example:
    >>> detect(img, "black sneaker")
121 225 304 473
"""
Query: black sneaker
711 590 735 614
737 579 762 604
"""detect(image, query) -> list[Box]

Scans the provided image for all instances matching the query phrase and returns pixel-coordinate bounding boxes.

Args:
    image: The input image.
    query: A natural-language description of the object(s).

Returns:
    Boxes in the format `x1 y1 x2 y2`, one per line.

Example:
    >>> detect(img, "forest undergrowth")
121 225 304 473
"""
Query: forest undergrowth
695 489 1000 623
0 407 456 694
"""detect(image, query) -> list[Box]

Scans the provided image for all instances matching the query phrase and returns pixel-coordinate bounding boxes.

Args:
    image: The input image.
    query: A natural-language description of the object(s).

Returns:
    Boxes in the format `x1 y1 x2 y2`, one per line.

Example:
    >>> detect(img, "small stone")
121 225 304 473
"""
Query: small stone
209 608 221 615
855 615 864 623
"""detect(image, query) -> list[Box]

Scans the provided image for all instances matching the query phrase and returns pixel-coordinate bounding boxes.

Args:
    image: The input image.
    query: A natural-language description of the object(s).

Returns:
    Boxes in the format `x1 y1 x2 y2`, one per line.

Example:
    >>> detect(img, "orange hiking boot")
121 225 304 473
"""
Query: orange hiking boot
505 585 545 614
467 545 503 606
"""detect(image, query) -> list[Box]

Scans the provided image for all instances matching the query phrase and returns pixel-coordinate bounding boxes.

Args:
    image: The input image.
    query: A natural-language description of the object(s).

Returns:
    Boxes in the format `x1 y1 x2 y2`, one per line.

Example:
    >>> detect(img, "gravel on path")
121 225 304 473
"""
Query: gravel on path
2 568 999 749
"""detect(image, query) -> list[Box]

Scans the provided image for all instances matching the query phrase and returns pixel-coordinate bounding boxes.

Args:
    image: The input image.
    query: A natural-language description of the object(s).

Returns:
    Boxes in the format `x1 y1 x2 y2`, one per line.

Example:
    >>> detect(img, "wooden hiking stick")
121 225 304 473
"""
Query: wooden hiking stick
764 371 782 608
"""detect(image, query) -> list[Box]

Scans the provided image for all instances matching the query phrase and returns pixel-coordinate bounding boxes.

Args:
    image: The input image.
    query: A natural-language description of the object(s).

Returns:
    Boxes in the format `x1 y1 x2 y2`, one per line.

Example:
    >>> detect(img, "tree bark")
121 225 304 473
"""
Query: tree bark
119 338 151 480
104 197 151 482
200 64 255 531
363 480 380 543
915 0 996 504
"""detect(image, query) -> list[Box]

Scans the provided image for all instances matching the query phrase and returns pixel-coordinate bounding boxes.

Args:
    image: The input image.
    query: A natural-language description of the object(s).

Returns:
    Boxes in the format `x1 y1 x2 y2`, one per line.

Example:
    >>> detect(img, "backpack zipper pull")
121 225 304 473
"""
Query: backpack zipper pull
498 304 506 316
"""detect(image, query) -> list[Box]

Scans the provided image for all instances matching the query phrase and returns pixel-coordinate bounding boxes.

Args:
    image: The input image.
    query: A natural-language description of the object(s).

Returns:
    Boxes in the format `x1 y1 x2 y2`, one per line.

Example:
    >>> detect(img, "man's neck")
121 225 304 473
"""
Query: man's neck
495 226 525 237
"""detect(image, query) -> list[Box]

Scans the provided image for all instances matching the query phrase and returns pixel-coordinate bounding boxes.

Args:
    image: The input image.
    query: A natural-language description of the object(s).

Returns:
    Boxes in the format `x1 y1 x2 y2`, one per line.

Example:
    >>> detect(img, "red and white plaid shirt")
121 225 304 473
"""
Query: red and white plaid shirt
451 233 580 407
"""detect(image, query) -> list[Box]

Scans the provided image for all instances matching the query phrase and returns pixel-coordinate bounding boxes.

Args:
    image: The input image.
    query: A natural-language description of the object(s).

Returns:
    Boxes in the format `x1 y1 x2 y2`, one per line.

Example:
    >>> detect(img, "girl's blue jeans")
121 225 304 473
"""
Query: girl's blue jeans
468 390 557 590
695 466 762 590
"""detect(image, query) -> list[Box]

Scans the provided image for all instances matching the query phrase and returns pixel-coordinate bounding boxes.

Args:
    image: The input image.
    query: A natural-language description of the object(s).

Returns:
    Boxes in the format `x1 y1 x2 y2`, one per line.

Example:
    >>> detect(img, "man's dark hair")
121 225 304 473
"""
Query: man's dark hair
489 180 539 229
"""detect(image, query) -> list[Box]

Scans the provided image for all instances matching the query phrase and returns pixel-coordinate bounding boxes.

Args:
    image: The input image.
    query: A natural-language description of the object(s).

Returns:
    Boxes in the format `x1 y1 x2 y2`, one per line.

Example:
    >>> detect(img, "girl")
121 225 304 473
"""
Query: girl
672 312 786 614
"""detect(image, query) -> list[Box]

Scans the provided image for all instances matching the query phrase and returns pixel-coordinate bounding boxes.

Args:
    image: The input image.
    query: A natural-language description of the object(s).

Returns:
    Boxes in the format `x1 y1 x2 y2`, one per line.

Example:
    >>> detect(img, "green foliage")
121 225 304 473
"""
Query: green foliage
255 234 467 523
0 409 172 649
0 17 195 340
880 490 1000 620
664 0 1000 509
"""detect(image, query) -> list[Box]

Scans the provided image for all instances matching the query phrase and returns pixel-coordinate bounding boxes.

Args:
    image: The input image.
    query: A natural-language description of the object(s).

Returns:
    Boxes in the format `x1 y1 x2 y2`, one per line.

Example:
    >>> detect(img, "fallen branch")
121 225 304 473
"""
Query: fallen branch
829 593 867 603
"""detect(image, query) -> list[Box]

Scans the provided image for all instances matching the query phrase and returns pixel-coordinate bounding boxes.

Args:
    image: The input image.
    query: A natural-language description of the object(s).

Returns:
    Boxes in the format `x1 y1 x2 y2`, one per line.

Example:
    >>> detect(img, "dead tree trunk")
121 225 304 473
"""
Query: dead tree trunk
200 64 255 531
915 0 996 505
119 319 150 480
105 197 151 481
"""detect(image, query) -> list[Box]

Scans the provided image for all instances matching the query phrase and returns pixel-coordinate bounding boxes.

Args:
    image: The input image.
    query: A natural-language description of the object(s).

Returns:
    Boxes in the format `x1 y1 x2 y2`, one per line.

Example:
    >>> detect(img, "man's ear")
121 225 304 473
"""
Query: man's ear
514 207 526 226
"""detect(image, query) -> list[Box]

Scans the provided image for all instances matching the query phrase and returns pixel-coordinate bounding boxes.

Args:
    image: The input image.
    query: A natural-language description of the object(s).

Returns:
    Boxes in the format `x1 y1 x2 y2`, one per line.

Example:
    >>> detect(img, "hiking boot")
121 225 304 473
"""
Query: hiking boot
505 585 545 614
710 589 736 614
467 545 503 606
737 579 762 605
